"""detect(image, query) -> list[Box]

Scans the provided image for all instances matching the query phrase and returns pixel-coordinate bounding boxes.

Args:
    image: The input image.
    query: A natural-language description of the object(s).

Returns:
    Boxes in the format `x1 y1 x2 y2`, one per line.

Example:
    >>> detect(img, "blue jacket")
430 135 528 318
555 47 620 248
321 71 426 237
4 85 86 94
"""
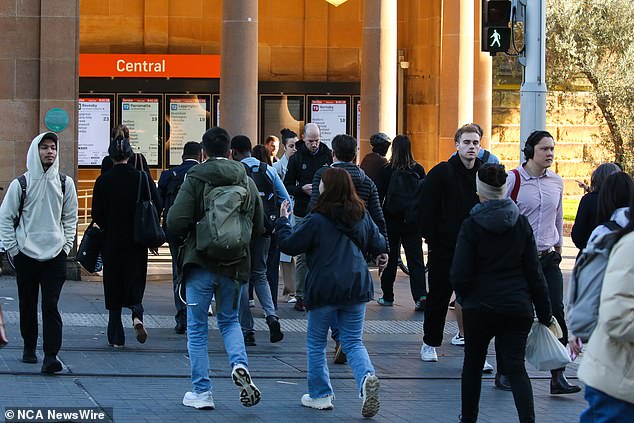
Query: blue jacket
157 159 199 208
276 211 387 310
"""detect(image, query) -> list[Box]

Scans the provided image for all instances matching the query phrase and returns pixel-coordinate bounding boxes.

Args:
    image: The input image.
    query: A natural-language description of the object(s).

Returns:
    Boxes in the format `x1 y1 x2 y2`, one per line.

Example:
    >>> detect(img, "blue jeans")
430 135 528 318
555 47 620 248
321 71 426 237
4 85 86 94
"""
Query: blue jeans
580 385 634 423
186 265 248 393
239 236 277 334
307 303 374 399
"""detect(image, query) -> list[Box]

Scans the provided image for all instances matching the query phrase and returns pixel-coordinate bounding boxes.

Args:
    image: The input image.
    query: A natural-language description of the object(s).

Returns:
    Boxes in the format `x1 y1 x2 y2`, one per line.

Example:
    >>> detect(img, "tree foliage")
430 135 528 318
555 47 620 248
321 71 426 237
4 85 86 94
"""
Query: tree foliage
546 0 634 171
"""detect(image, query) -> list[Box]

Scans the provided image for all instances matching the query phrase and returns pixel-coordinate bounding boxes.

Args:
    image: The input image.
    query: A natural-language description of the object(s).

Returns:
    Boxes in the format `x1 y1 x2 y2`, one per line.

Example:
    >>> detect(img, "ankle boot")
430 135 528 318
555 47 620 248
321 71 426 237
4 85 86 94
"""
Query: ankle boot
22 347 37 363
494 373 512 391
550 369 582 394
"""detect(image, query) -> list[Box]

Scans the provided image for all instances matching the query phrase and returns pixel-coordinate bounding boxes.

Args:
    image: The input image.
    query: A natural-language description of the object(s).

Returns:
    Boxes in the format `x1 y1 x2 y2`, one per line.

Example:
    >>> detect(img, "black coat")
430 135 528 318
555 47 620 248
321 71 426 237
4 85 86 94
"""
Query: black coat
450 199 552 323
419 155 481 251
571 191 599 251
92 164 162 310
283 141 332 217
375 162 426 232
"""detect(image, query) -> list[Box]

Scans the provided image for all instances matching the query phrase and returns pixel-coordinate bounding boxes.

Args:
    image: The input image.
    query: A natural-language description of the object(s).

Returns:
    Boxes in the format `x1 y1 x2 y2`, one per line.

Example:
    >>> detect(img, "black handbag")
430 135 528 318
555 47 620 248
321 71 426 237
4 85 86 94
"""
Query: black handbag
133 171 166 248
77 221 103 273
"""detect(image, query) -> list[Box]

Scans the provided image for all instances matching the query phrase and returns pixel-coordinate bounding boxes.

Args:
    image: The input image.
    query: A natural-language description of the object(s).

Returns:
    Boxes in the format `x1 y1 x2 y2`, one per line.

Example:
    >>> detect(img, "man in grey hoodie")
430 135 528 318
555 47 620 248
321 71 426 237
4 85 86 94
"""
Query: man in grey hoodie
0 132 78 373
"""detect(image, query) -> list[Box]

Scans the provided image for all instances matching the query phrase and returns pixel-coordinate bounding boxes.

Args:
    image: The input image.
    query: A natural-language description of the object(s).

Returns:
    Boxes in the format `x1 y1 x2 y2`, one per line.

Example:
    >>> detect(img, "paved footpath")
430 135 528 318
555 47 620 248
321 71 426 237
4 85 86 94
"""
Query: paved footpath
0 240 586 422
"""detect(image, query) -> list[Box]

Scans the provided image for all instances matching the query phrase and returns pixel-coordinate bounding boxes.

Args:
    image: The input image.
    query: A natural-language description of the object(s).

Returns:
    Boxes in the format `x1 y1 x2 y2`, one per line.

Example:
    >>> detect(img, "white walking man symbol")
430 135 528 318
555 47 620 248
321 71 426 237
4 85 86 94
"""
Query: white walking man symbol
490 30 502 48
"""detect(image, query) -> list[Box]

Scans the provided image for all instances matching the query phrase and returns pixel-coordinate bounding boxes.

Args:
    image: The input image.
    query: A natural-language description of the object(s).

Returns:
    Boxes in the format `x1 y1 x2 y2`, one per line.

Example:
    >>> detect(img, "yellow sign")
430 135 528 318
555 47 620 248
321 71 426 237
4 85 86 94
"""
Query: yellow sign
325 0 349 6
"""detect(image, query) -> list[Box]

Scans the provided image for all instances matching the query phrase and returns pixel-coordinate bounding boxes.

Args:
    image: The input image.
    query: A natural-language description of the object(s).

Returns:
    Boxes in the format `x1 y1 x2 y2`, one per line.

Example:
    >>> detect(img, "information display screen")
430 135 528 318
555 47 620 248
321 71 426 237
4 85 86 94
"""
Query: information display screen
120 97 161 166
167 96 209 166
78 97 112 166
308 98 349 149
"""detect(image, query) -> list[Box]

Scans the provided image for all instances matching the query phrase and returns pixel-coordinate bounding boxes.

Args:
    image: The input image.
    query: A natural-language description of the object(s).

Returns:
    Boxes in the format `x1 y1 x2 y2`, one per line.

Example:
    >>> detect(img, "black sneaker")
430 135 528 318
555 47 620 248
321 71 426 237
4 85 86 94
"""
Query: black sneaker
266 316 284 343
415 296 427 312
174 322 186 335
22 348 37 364
41 356 63 374
244 332 256 346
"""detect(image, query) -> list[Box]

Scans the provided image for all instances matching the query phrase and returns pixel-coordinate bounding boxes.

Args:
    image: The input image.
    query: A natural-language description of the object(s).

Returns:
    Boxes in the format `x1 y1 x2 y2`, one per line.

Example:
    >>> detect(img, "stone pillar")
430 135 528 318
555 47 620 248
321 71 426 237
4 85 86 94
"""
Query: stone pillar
439 0 475 160
0 1 80 279
473 0 492 150
220 0 258 143
360 0 397 157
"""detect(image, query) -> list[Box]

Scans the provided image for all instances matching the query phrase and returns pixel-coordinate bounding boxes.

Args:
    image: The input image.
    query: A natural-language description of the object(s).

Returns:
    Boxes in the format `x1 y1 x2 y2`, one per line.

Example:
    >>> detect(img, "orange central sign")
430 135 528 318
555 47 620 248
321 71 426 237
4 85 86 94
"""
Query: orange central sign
79 54 221 78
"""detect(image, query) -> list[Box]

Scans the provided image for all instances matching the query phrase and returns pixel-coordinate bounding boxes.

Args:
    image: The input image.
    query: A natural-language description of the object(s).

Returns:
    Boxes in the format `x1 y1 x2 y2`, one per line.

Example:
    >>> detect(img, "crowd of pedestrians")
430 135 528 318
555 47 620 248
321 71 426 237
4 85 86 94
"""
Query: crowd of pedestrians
0 121 632 421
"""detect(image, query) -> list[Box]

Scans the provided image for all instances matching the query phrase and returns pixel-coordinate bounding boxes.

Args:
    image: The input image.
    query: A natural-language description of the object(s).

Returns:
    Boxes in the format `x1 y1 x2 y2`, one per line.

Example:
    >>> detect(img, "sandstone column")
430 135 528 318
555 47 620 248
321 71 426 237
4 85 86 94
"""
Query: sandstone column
473 0 493 150
360 0 397 157
220 0 258 142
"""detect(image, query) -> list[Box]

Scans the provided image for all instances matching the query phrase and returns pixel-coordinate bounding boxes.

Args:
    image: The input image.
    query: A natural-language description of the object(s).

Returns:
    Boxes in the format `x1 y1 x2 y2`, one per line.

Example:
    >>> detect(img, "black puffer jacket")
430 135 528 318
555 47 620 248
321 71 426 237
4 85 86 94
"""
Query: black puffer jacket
450 199 552 323
308 162 387 239
283 141 332 217
419 155 481 251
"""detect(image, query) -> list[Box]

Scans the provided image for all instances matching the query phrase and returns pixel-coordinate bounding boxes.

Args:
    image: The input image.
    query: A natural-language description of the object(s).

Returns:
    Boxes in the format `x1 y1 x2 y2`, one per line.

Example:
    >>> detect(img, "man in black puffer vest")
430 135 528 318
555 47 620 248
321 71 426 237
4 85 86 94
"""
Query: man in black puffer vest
283 123 332 310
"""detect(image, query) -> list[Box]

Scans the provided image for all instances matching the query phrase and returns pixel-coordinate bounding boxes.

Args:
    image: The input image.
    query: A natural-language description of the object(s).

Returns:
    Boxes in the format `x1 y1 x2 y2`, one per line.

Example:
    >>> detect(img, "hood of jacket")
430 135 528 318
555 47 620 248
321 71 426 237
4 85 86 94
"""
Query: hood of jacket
186 157 247 187
329 209 369 248
611 206 630 228
470 198 520 233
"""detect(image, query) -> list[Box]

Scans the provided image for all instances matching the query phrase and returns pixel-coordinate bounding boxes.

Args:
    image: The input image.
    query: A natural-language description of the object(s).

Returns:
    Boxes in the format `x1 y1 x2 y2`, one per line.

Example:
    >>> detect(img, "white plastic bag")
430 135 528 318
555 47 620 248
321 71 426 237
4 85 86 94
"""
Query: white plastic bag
525 321 571 371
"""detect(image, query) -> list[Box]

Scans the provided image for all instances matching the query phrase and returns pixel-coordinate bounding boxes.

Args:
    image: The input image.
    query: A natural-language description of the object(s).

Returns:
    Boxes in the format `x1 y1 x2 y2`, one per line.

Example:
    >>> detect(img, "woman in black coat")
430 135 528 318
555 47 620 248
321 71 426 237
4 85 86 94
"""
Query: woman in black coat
375 135 426 310
92 136 162 347
450 164 553 423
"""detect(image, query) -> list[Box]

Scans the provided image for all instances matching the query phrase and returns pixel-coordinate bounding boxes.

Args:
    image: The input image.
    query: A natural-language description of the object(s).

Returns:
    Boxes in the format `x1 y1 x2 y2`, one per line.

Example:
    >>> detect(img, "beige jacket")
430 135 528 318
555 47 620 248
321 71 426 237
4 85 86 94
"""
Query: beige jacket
578 231 634 404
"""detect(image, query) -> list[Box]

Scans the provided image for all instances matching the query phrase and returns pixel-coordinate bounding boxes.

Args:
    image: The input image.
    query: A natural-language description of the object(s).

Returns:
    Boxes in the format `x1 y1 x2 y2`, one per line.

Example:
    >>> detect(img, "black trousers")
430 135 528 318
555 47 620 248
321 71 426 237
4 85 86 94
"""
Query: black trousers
497 250 567 374
168 241 186 325
266 233 280 309
14 251 67 356
423 247 453 346
380 226 426 303
461 309 534 423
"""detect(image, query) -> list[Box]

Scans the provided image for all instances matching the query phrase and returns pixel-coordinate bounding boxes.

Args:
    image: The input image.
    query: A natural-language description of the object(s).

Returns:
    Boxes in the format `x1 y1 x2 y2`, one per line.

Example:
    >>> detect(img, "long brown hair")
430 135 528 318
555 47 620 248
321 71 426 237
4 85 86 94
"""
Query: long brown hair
388 135 416 170
312 168 365 225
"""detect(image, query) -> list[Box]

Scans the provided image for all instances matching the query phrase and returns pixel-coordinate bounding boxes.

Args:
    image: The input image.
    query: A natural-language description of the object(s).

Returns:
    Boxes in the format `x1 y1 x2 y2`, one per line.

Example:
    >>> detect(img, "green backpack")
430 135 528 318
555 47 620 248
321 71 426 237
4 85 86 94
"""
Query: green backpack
195 176 255 265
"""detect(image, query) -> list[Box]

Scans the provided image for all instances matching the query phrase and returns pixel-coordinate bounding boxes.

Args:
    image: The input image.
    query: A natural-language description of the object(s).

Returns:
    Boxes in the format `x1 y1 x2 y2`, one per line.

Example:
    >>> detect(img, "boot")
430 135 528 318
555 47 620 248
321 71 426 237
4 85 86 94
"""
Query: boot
494 373 512 391
550 369 582 394
22 347 37 364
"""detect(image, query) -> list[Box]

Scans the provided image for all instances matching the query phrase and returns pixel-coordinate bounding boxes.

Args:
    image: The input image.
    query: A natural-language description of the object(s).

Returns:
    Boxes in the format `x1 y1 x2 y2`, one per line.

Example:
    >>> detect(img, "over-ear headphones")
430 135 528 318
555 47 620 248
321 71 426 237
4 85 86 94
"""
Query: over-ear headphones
524 130 553 160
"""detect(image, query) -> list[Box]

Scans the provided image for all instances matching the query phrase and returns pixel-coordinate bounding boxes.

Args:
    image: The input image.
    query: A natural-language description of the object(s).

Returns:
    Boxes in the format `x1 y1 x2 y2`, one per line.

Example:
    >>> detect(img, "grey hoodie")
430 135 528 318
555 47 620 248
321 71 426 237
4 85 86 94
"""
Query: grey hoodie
0 132 78 261
469 198 520 233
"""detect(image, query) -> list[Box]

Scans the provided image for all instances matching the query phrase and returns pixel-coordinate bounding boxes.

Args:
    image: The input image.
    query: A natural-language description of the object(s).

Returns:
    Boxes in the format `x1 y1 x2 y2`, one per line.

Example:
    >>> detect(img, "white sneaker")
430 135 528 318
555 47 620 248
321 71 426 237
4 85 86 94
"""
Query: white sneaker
287 295 297 303
482 360 494 373
231 364 261 407
207 304 214 316
420 343 438 362
361 374 380 417
301 394 334 410
182 391 215 409
451 332 465 346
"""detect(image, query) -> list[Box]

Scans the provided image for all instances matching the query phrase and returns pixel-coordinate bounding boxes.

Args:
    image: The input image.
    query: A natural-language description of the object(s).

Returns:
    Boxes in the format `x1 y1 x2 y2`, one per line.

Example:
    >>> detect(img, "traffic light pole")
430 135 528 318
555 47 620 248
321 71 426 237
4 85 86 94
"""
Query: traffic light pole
519 0 547 162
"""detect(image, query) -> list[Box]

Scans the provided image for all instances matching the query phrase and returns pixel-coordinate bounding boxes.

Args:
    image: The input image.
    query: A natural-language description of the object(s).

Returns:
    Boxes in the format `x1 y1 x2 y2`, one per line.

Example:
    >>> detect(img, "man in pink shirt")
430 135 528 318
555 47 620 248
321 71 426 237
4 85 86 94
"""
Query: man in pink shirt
501 130 581 395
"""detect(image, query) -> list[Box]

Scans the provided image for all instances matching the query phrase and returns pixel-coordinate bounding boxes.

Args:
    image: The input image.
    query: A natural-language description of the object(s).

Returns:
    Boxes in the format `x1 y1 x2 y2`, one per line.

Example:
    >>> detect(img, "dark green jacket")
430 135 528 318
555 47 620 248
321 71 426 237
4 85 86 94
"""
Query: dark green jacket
166 157 265 283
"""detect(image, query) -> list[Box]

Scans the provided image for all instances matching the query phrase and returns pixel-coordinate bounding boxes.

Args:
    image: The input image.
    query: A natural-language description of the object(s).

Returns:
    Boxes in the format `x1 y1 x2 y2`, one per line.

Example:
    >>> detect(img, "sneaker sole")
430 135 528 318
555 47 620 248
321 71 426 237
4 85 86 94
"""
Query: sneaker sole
361 376 380 418
182 399 215 410
232 367 261 407
301 395 333 410
268 320 284 343
41 361 63 374
333 348 347 364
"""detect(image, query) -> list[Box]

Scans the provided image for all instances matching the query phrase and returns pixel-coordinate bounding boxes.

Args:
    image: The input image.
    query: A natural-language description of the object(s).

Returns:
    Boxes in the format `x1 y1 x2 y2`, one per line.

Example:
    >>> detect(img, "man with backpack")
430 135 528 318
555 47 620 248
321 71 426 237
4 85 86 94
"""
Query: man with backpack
503 130 580 395
166 127 264 410
0 132 78 373
158 141 202 334
230 135 290 346
283 123 332 311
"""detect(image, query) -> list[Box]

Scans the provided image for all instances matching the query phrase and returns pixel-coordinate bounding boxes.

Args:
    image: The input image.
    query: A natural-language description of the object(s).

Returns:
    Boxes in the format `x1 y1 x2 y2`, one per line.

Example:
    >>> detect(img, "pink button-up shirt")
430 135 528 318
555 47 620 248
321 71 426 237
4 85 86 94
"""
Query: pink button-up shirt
506 165 564 251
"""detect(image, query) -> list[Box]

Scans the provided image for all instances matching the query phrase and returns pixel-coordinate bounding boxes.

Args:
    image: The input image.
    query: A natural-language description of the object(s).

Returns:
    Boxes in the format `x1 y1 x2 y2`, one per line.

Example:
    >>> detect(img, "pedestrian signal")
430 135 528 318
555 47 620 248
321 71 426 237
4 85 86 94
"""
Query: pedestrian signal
481 0 512 55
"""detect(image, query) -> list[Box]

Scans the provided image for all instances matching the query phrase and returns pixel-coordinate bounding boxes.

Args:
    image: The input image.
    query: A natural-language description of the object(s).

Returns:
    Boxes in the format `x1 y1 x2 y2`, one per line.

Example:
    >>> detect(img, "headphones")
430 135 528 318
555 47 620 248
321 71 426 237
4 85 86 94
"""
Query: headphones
523 130 553 160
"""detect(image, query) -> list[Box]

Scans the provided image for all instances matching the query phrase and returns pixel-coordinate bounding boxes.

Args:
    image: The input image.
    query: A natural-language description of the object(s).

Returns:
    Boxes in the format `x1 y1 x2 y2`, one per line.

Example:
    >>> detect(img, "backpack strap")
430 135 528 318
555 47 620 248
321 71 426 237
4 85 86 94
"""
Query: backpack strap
14 175 27 228
510 169 521 203
604 220 622 232
481 150 491 163
59 173 66 196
